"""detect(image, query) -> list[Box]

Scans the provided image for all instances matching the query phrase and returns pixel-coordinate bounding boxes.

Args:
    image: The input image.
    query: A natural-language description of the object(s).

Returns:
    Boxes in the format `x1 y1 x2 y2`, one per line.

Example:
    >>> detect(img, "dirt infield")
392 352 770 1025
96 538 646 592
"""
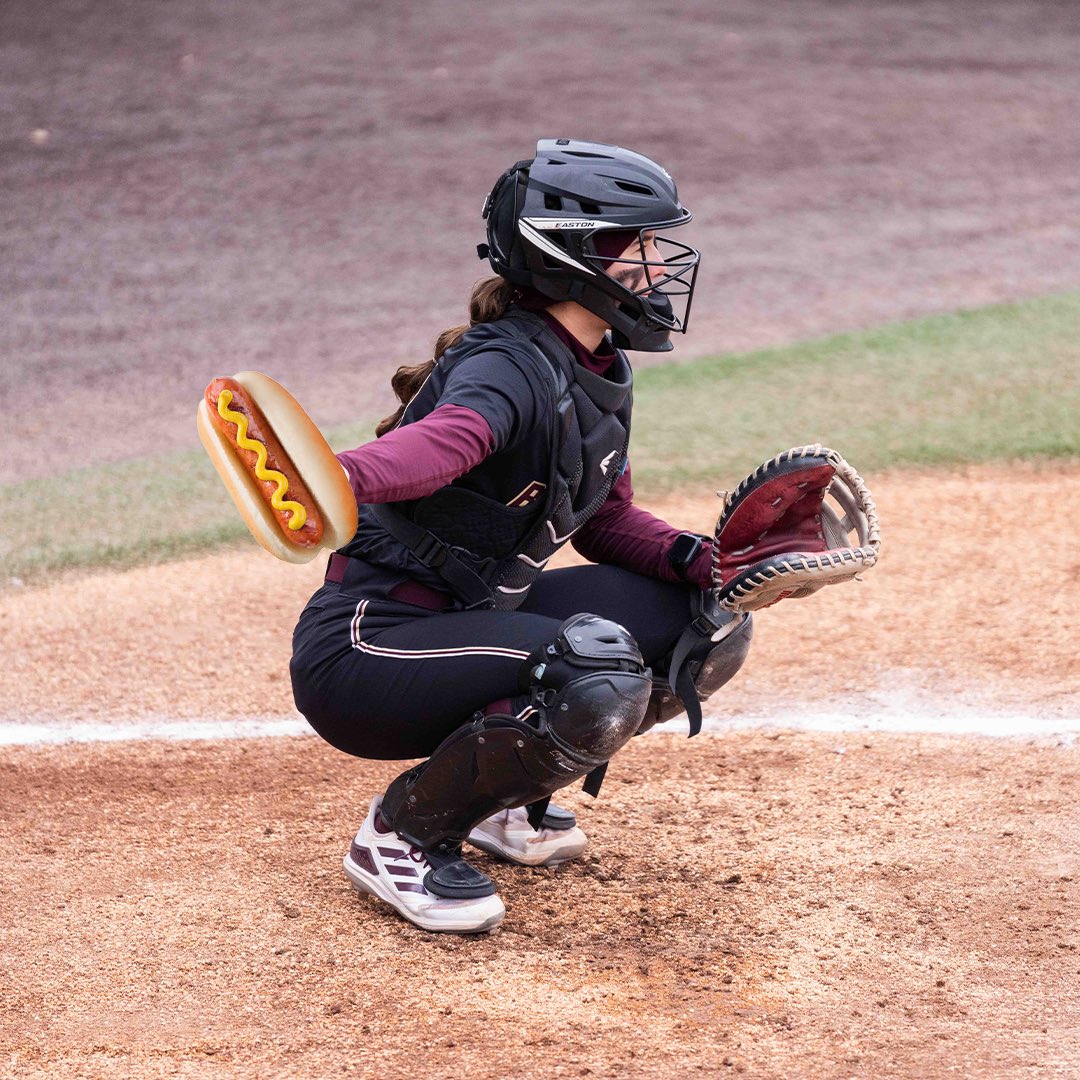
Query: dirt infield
2 464 1076 728
1 465 1078 1077
4 0 1080 482
2 731 1077 1080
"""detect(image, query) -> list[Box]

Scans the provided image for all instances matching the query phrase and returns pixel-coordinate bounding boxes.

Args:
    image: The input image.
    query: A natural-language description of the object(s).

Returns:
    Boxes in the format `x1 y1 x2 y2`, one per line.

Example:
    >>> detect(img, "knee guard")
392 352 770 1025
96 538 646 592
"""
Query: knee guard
639 591 753 737
381 613 652 849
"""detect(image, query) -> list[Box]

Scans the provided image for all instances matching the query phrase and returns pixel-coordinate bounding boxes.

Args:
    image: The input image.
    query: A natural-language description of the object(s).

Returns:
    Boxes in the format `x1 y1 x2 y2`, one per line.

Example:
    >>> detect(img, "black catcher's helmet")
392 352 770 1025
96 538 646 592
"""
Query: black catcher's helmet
480 138 700 352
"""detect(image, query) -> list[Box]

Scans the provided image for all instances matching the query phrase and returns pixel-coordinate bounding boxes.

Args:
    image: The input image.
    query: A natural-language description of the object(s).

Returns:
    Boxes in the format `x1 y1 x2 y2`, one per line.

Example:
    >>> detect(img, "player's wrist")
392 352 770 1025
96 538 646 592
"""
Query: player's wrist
668 533 712 587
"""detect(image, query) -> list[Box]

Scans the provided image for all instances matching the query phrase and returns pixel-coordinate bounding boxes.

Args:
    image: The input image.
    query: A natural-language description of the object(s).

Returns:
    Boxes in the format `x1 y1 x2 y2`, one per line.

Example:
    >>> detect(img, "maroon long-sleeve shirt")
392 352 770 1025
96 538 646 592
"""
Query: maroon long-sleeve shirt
337 315 713 591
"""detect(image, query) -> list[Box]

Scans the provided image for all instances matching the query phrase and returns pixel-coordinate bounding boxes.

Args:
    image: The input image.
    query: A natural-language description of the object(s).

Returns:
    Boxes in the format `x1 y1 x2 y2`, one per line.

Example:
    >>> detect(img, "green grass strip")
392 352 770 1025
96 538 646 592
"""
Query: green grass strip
4 291 1078 588
629 290 1079 491
1 420 376 587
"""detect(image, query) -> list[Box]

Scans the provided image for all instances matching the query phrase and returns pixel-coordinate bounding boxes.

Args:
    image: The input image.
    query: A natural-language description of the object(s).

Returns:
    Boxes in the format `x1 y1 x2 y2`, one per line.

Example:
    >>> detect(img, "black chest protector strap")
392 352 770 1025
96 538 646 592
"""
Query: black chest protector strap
368 504 496 610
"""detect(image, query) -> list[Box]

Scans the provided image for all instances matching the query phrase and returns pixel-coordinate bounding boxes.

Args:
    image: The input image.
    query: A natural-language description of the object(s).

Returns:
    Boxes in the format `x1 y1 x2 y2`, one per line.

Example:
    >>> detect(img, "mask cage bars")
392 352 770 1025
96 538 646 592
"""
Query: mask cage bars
582 227 700 333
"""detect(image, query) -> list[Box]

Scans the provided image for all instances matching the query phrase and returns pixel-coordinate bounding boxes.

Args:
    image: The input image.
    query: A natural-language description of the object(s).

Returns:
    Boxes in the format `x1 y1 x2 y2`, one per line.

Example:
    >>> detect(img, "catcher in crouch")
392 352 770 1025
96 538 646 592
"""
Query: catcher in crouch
289 139 879 934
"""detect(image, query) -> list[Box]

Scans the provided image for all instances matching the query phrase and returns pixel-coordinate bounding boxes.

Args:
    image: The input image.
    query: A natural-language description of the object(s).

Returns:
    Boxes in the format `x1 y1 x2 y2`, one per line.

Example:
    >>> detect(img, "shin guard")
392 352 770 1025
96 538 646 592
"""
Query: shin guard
381 614 651 849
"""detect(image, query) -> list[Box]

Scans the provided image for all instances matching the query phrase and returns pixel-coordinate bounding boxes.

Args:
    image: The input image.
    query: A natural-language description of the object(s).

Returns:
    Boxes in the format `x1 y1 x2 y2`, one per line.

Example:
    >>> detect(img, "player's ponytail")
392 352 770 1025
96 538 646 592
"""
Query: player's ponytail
375 276 516 437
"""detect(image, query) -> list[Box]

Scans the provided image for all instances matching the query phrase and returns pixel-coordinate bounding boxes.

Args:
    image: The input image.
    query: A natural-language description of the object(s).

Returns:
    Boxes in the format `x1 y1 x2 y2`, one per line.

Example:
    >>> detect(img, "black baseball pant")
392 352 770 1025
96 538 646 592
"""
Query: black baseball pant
290 564 694 761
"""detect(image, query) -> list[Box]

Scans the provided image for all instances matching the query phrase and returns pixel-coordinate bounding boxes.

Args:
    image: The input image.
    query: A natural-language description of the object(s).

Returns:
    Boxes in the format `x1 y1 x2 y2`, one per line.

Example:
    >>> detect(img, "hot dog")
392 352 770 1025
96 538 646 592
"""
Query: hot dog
197 370 358 564
204 377 324 547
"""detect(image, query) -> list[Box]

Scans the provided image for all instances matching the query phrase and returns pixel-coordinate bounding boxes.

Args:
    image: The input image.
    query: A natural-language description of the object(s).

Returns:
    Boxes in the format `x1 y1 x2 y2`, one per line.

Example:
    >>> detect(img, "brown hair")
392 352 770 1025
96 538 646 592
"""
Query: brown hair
375 276 517 437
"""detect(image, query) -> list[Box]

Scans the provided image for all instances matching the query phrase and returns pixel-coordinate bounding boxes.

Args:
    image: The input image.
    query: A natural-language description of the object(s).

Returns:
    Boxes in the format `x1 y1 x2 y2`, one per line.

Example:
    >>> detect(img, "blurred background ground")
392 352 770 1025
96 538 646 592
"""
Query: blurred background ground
2 465 1078 729
2 0 1079 481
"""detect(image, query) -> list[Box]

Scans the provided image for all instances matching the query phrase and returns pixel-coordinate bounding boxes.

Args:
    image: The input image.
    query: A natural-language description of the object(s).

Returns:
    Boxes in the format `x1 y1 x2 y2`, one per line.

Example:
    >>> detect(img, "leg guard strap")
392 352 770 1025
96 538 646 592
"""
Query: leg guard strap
526 796 551 831
654 593 753 736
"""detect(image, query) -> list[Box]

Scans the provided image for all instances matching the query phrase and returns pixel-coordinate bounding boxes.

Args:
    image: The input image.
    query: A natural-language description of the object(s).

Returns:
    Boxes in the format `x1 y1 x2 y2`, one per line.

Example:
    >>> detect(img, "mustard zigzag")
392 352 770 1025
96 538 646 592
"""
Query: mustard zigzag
217 389 307 531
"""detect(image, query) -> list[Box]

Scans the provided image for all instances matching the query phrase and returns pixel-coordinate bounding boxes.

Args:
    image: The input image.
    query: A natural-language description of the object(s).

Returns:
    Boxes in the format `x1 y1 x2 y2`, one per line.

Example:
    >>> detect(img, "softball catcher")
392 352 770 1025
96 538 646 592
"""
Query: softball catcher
289 139 879 934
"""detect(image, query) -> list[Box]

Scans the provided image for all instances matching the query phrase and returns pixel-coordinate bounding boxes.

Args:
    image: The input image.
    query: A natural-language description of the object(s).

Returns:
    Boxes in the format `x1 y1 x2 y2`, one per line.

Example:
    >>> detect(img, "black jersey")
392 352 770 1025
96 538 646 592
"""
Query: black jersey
339 309 633 608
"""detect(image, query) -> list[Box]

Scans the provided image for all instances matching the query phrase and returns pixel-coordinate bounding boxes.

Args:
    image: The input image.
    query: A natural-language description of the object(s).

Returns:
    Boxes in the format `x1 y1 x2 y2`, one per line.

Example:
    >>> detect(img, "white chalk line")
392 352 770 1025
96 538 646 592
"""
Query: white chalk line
703 710 1079 742
0 717 312 747
0 702 1076 749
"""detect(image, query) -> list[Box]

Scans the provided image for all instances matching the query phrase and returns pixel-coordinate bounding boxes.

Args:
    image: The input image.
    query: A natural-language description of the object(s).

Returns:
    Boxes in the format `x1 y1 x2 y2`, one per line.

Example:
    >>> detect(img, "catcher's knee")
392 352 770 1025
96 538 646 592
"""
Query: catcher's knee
523 613 653 766
640 601 753 733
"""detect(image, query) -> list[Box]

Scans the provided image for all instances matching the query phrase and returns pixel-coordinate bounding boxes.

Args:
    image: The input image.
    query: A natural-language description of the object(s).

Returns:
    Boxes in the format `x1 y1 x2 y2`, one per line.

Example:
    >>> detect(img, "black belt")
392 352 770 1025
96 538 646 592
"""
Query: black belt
324 552 453 611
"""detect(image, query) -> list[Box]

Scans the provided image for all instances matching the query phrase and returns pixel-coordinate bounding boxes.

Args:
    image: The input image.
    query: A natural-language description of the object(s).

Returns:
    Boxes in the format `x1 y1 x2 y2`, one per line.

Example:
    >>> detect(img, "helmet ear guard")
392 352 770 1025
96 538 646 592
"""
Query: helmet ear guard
481 161 534 289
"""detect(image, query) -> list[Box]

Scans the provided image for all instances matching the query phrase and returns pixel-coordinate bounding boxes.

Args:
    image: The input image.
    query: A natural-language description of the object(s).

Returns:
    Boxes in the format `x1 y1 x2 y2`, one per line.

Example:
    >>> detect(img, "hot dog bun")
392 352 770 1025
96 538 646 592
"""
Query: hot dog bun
204 376 326 549
197 370 358 563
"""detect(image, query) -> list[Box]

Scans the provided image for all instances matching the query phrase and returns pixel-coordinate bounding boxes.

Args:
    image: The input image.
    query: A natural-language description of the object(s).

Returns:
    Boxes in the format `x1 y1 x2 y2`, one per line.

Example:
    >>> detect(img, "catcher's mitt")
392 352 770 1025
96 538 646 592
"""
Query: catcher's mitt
712 445 880 613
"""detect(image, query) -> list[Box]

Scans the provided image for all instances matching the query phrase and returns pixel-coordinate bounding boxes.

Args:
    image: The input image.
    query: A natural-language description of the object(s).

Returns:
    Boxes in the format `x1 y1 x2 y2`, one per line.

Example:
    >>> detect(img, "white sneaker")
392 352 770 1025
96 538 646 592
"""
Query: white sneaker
343 797 505 934
467 804 588 866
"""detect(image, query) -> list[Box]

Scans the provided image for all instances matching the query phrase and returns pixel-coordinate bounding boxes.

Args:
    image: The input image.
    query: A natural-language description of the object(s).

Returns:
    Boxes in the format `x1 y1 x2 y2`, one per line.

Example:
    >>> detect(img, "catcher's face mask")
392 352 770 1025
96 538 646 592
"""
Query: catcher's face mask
583 226 700 336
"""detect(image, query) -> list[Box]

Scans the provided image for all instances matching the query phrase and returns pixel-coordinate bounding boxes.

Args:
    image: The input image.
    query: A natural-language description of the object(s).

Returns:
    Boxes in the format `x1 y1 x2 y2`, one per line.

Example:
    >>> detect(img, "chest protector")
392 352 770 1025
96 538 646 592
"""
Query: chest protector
364 310 632 610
